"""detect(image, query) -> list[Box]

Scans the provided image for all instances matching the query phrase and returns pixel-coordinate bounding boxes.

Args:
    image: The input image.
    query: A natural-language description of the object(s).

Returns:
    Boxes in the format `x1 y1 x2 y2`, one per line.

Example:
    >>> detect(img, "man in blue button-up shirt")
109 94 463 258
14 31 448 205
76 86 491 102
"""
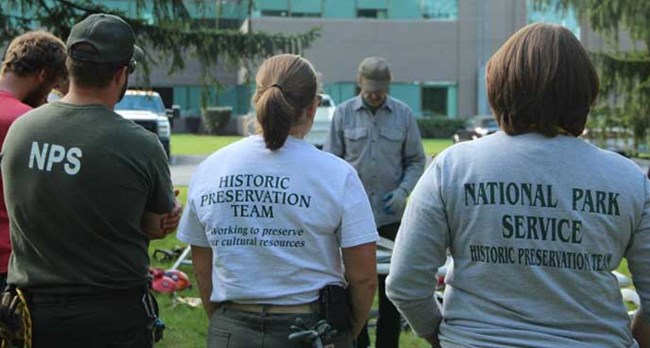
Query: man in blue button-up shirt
324 56 426 348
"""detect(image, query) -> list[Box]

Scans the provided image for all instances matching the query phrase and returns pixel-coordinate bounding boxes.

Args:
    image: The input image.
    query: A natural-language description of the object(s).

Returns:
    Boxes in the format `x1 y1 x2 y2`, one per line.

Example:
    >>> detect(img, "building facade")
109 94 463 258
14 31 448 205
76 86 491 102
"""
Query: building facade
94 0 578 121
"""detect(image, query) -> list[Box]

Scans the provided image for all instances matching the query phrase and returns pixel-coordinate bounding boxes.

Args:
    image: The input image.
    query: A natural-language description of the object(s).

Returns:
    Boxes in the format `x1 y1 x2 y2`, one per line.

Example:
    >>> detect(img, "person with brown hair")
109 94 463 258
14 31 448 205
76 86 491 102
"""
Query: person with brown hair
0 30 67 292
1 14 181 347
178 54 379 347
386 23 650 348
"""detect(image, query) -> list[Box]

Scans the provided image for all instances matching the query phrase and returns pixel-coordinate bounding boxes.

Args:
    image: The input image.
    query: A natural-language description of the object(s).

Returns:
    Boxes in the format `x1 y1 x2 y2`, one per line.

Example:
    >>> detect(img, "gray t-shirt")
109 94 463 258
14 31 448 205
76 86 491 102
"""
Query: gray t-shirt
2 102 174 290
387 132 650 348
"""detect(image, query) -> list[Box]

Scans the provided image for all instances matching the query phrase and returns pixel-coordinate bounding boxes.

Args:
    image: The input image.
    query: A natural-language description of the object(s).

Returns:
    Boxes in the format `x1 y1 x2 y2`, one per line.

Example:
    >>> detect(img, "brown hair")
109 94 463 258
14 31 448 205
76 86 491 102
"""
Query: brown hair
1 31 67 83
66 44 125 88
486 23 599 137
253 54 318 150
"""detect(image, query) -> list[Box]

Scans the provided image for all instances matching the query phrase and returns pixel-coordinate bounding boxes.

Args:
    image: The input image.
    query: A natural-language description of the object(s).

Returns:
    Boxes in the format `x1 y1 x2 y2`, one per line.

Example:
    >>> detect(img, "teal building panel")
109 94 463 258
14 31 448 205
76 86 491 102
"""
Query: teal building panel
526 0 580 37
421 0 458 20
184 1 247 19
356 0 388 10
323 83 357 106
185 1 216 18
174 85 252 117
390 84 422 116
257 0 289 11
216 85 251 116
291 0 321 14
100 0 131 13
447 85 458 118
388 0 421 19
220 2 249 19
323 0 355 18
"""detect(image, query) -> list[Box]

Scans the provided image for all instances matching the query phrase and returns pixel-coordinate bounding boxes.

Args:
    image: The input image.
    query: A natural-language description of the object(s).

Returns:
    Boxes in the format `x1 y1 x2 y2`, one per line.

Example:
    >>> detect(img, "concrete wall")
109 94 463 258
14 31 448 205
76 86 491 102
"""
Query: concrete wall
251 0 527 117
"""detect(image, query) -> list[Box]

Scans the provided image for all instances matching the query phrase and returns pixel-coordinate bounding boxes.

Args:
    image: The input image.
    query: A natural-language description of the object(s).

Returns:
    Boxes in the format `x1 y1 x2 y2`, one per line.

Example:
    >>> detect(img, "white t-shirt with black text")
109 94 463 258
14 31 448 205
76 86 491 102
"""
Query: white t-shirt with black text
178 135 378 305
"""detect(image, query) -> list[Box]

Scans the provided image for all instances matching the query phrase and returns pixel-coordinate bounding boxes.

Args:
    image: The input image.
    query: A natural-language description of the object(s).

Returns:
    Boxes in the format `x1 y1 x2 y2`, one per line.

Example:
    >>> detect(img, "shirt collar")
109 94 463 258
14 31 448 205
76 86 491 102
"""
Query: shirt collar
353 95 393 113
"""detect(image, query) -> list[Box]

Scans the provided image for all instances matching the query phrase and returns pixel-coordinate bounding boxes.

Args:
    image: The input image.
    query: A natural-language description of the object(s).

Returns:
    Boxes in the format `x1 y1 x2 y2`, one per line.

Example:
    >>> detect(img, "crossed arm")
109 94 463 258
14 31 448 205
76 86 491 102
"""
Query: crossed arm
142 189 183 239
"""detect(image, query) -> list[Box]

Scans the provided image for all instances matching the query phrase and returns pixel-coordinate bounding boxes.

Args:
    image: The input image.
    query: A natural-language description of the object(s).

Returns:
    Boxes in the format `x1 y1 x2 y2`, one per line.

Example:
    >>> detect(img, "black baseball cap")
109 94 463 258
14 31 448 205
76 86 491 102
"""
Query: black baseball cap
67 13 142 65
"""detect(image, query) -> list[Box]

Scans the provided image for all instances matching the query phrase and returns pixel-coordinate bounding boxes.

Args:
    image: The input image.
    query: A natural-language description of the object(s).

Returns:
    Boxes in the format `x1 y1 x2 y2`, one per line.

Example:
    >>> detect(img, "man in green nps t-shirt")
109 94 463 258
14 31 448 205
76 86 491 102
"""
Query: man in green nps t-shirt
0 14 181 347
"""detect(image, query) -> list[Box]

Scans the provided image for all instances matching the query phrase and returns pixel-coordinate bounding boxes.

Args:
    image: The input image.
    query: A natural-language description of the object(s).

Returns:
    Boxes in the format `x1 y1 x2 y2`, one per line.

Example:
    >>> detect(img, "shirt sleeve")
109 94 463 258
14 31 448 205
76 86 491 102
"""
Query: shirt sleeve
323 106 345 158
398 108 426 194
339 170 378 248
626 176 650 322
177 194 210 247
386 159 448 338
145 140 175 214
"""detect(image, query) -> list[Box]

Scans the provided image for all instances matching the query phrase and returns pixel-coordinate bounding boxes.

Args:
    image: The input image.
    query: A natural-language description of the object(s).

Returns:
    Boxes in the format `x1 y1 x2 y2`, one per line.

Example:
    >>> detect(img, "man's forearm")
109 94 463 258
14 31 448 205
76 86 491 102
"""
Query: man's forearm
191 246 217 318
632 307 650 348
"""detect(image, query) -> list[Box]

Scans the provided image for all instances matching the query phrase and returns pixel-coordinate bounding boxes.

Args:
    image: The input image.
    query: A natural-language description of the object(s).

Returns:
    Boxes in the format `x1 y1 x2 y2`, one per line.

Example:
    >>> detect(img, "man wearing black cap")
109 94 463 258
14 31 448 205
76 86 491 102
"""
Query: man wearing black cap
324 57 425 348
1 13 180 347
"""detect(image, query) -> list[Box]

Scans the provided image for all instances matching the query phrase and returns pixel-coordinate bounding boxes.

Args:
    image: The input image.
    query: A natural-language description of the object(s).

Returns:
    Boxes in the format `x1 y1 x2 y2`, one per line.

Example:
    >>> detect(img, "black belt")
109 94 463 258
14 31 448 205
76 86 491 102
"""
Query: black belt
23 285 146 304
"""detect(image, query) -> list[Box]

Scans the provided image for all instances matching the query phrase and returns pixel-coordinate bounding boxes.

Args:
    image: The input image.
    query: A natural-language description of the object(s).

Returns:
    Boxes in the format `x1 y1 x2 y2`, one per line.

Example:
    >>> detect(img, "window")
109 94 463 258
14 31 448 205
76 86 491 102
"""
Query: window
261 10 288 17
357 9 388 19
422 86 448 116
290 12 321 18
190 18 242 30
421 0 458 20
217 19 242 30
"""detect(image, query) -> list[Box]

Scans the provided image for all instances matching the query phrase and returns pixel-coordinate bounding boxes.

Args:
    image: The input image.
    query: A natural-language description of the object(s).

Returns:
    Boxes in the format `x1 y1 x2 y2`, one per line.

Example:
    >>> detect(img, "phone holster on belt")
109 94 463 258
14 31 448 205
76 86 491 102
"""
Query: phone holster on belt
319 285 352 330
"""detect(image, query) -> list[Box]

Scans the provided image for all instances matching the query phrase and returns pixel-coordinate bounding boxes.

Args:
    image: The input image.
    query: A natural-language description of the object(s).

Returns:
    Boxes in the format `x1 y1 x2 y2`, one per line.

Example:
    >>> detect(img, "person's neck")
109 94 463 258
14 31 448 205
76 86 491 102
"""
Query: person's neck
289 123 311 139
362 97 383 115
60 85 117 109
0 72 35 102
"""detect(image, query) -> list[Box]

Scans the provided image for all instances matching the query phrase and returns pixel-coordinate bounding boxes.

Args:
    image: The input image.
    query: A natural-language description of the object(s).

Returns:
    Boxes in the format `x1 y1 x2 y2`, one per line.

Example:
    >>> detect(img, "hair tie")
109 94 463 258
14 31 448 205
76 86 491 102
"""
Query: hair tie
271 84 283 93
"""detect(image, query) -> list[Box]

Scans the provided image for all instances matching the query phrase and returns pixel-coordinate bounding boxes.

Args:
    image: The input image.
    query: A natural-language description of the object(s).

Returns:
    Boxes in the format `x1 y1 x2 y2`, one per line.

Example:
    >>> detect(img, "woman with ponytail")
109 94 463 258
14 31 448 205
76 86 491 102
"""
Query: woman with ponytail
178 54 378 347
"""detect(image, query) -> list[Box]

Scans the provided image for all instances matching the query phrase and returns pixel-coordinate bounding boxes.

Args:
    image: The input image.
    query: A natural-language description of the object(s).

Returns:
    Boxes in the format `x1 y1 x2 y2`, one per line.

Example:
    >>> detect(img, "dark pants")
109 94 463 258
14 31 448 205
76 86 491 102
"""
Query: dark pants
356 223 401 348
26 287 153 348
209 306 354 348
0 273 6 292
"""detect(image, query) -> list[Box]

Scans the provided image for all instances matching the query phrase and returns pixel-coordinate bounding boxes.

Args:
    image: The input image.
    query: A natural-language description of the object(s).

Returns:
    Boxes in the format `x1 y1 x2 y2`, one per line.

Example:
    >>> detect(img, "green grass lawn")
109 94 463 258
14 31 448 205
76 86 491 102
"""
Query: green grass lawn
422 138 453 157
171 134 242 156
171 134 453 158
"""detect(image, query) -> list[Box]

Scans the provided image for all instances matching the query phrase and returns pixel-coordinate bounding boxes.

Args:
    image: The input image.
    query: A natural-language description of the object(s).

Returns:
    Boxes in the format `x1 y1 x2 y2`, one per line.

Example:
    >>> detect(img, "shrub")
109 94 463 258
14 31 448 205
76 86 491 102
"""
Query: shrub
201 106 232 135
417 116 466 138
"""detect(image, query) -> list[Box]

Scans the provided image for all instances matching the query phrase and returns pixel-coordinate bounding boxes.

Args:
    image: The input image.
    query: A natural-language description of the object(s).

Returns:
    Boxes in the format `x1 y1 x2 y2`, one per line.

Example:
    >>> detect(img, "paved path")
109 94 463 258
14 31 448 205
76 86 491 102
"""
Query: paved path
169 155 207 186
170 155 650 187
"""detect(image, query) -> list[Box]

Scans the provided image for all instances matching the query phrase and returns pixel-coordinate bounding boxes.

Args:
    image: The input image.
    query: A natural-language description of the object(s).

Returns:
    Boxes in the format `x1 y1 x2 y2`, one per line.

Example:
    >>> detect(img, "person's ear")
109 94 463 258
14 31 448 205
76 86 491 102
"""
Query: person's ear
37 68 47 83
306 97 318 120
114 66 128 86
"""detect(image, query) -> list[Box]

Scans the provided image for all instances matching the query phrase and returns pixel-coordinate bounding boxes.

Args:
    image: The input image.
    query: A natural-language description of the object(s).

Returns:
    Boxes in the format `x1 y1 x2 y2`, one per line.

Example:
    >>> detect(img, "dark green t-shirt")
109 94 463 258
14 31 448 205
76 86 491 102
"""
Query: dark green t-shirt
1 102 174 290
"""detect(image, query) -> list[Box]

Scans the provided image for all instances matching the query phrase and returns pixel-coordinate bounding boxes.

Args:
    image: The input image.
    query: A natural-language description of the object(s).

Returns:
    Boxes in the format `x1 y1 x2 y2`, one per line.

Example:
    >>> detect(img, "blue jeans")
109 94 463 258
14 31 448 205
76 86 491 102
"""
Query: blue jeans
209 306 354 348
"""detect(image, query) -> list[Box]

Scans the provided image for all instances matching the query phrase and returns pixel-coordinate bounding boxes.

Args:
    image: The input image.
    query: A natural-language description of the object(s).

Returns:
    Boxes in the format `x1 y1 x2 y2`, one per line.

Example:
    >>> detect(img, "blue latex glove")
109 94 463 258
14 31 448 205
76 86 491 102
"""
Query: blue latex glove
382 188 407 215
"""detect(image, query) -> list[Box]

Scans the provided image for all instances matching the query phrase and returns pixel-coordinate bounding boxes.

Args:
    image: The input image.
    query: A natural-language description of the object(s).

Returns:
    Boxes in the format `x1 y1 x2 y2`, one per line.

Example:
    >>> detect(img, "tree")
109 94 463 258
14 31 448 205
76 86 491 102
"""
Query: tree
0 0 320 87
534 0 650 146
